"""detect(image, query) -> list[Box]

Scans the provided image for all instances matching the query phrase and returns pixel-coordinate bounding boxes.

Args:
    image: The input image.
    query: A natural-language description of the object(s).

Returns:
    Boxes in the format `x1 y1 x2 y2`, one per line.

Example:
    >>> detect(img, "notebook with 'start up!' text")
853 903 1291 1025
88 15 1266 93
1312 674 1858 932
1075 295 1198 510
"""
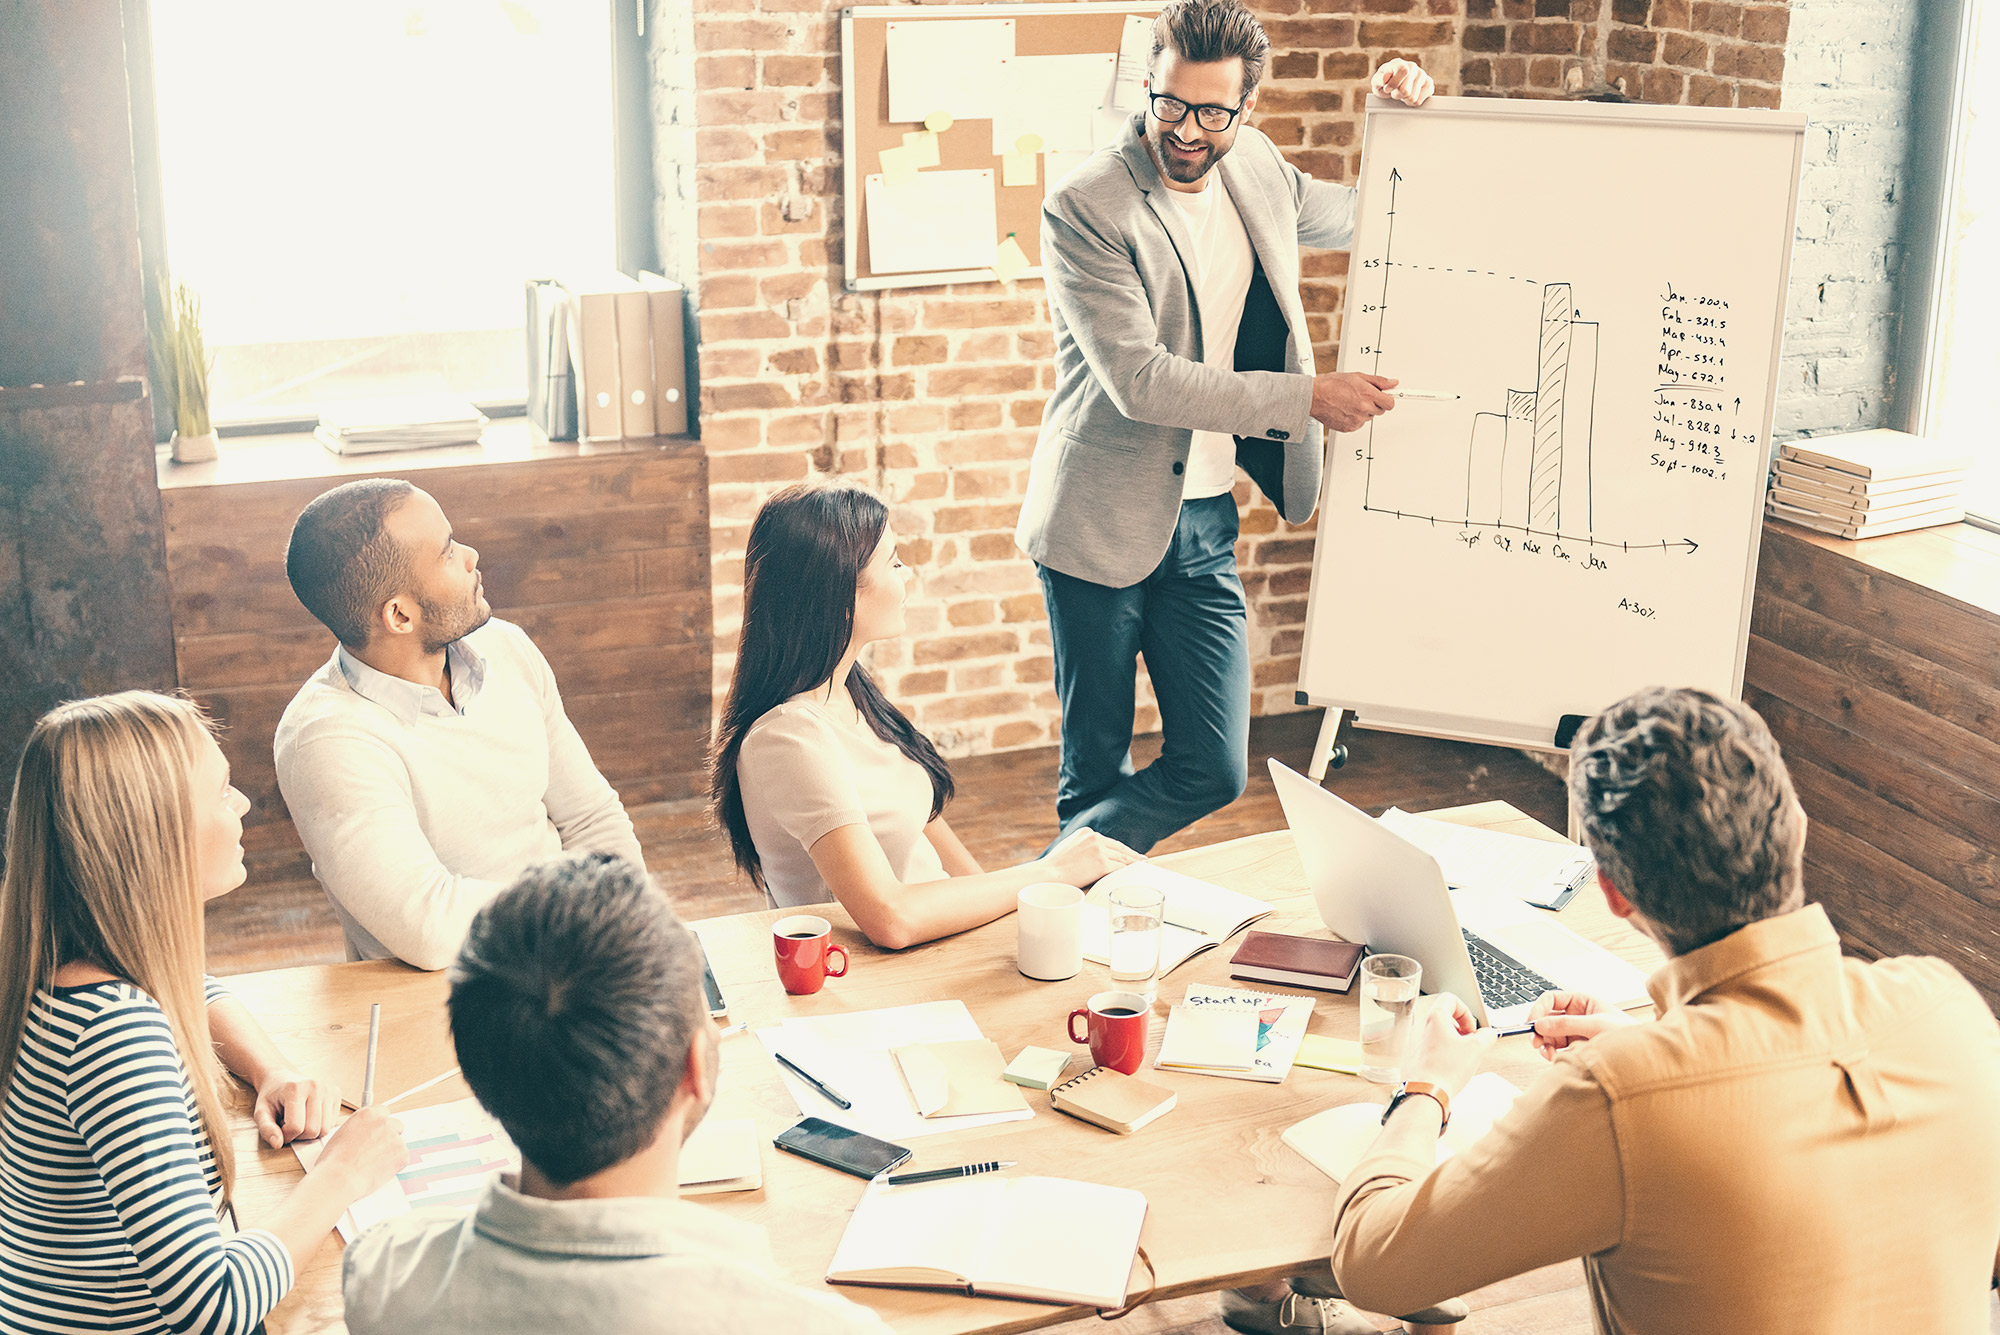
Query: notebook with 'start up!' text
827 1174 1148 1309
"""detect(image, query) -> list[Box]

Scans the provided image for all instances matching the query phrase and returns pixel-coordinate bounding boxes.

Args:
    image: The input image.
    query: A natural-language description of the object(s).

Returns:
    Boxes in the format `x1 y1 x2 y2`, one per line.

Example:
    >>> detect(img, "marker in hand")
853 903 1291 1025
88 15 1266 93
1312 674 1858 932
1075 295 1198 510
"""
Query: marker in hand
1387 390 1461 401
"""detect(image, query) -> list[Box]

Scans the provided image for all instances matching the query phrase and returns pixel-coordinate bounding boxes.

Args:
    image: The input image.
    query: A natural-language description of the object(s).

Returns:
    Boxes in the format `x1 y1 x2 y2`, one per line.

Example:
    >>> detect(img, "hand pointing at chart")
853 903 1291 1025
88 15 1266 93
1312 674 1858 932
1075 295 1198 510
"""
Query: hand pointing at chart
1311 372 1399 433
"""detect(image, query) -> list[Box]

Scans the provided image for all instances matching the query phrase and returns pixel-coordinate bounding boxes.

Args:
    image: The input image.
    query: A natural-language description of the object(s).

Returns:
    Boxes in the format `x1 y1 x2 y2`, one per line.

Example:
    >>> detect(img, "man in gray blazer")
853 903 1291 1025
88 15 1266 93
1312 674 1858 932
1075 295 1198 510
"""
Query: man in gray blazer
1015 0 1435 859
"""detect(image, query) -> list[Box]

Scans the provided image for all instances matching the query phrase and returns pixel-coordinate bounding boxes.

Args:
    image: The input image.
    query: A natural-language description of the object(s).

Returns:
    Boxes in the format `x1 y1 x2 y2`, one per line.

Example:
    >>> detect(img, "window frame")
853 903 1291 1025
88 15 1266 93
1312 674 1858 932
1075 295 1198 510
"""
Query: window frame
1895 0 1993 532
124 0 655 441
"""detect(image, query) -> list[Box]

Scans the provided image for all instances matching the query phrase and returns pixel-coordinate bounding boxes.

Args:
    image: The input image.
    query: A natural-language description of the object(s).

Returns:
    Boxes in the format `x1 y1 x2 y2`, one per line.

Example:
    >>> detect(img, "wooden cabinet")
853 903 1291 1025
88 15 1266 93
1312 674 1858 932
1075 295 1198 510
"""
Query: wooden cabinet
1745 520 2000 1008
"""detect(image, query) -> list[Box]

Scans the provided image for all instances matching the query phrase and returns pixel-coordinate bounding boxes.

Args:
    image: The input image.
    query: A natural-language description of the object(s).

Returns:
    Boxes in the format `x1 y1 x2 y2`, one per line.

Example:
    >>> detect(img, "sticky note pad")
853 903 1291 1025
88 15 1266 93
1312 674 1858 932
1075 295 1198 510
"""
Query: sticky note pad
992 235 1030 282
878 144 917 184
1003 1046 1073 1091
1001 150 1038 188
902 129 940 169
1295 1034 1366 1075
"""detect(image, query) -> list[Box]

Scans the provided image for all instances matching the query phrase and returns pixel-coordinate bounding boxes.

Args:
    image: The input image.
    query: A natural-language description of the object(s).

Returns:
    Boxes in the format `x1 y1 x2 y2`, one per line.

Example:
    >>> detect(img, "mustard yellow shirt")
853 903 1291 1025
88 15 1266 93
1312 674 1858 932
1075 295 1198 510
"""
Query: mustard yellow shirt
1331 904 2000 1333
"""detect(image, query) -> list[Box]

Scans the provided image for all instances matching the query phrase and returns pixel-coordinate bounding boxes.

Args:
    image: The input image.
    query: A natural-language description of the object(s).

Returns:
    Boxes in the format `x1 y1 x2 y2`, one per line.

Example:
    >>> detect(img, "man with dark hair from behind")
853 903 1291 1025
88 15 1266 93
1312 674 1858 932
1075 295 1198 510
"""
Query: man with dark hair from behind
1326 687 2000 1331
275 479 642 971
340 854 893 1334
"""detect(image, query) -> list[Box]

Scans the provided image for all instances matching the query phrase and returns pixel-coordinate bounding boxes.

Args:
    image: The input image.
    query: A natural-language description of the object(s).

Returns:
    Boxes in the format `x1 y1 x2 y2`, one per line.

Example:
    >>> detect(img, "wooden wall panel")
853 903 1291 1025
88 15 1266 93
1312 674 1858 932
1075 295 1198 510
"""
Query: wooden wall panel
160 443 713 871
1745 522 2000 1008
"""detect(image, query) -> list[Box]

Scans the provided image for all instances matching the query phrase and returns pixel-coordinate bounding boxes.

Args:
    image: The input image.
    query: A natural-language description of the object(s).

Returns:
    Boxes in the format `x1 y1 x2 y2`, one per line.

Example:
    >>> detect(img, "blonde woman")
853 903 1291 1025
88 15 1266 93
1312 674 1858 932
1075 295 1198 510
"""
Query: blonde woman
0 693 406 1335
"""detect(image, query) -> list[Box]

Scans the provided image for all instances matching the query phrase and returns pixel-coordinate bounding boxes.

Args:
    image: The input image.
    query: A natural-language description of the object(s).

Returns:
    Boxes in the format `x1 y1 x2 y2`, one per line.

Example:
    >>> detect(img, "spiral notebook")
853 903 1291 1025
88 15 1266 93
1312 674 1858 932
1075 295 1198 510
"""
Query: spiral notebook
1049 1065 1177 1134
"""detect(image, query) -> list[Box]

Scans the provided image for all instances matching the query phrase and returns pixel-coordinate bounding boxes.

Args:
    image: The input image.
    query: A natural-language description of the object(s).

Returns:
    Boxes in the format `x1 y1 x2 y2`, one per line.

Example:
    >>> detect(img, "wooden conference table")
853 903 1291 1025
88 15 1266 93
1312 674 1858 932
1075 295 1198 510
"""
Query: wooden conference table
226 803 1664 1335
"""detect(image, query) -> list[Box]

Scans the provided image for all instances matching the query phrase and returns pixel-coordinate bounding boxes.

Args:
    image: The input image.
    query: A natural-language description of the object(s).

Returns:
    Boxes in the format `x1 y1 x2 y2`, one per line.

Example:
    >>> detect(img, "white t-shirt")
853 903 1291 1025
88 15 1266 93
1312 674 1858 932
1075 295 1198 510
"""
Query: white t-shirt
736 695 949 908
1165 175 1256 501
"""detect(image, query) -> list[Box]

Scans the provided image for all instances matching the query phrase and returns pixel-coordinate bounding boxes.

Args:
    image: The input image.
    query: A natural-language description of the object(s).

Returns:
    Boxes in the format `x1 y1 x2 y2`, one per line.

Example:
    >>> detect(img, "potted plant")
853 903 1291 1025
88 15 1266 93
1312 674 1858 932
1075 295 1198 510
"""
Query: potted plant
153 280 218 463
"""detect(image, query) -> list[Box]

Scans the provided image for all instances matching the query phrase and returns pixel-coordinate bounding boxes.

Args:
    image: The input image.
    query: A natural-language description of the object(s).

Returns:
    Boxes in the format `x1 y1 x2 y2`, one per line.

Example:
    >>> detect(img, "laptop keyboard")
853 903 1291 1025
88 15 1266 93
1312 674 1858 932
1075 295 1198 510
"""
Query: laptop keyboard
1462 930 1560 1009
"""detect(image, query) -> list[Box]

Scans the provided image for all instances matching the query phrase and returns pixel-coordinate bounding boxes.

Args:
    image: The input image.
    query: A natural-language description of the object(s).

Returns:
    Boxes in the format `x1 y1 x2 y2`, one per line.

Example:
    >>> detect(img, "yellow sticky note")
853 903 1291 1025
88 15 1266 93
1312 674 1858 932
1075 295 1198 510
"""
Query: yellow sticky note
993 235 1030 282
1001 150 1038 188
1015 132 1045 155
902 129 940 169
925 110 954 133
878 143 917 184
1295 1035 1365 1075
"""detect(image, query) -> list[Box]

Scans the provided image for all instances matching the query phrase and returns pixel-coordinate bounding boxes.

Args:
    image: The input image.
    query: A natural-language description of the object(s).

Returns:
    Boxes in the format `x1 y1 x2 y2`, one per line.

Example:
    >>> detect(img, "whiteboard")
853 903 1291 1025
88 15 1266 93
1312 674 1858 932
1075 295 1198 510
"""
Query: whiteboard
1296 96 1807 751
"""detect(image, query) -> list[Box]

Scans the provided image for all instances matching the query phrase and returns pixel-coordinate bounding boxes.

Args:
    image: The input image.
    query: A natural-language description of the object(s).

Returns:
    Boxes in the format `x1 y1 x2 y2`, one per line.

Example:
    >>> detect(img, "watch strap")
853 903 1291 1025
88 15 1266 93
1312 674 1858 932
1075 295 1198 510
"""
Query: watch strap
1382 1080 1451 1133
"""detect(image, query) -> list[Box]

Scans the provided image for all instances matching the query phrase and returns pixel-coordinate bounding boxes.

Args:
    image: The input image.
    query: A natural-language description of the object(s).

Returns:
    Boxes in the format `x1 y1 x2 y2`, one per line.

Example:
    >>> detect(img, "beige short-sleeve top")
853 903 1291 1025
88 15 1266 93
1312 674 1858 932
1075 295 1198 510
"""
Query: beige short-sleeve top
736 696 949 908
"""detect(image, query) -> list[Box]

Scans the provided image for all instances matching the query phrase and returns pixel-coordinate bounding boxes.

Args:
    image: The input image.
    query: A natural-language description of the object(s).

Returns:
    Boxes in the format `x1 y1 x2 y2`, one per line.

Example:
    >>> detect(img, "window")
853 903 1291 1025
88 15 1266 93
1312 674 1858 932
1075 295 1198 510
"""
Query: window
1911 2 1998 527
144 2 619 424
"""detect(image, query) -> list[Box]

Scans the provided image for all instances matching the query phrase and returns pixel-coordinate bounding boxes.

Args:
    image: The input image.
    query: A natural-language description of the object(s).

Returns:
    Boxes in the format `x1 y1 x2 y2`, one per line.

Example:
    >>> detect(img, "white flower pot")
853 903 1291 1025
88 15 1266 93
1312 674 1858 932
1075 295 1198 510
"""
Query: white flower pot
171 429 219 463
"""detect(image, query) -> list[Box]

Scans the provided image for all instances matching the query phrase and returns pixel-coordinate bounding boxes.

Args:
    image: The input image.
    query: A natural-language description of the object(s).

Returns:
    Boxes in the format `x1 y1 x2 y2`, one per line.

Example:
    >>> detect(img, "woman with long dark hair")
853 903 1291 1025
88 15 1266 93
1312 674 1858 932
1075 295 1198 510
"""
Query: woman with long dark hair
711 482 1139 949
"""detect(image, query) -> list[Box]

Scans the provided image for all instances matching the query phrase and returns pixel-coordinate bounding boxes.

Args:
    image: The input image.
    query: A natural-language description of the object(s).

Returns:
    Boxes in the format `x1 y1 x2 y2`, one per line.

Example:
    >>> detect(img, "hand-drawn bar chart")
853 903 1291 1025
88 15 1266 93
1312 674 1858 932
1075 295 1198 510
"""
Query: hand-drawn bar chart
1354 168 1698 555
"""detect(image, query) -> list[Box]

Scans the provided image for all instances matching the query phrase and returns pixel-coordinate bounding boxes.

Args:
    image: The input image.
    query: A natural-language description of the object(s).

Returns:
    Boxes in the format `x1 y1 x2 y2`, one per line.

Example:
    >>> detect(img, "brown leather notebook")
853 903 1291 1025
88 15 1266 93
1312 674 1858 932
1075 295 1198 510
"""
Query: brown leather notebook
1228 931 1365 993
1049 1066 1177 1135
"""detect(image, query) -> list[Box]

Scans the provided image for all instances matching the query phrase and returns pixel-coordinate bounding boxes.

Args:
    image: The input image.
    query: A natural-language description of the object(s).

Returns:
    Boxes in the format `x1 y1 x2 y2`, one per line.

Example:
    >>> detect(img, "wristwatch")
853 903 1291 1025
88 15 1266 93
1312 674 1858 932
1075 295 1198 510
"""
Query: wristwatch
1382 1080 1451 1133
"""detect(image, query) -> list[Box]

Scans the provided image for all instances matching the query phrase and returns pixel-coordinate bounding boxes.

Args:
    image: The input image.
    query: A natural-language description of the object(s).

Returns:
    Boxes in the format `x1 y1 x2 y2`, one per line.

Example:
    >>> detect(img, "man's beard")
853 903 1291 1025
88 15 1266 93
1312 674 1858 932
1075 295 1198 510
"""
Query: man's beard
1150 127 1227 184
417 586 489 654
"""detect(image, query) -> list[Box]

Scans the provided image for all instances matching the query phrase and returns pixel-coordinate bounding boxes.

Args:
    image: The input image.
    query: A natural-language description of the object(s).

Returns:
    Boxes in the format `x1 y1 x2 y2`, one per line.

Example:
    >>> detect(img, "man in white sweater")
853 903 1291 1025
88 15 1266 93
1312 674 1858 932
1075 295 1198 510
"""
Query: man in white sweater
274 478 644 970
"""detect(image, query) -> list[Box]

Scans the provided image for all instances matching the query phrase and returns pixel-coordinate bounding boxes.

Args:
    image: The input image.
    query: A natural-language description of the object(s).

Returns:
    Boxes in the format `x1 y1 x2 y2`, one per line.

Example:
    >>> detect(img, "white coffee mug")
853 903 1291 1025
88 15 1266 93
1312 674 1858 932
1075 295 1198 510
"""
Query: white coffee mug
1016 882 1084 981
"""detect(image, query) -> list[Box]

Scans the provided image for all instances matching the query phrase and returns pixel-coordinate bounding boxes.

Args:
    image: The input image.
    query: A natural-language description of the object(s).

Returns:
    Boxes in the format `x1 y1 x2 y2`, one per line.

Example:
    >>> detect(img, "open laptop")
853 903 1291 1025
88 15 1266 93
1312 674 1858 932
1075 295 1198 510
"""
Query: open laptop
1268 759 1652 1032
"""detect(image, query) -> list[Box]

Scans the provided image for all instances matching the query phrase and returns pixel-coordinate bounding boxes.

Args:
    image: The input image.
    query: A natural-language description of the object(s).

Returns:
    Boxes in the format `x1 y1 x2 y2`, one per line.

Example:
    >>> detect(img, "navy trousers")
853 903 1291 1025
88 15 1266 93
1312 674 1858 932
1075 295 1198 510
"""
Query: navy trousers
1036 494 1250 854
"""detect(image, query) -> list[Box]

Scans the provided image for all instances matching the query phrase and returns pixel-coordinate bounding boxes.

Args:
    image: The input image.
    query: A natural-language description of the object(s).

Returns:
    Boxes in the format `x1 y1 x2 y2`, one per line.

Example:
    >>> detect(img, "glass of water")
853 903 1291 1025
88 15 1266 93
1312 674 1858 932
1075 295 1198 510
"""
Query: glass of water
1358 953 1422 1084
1106 884 1165 999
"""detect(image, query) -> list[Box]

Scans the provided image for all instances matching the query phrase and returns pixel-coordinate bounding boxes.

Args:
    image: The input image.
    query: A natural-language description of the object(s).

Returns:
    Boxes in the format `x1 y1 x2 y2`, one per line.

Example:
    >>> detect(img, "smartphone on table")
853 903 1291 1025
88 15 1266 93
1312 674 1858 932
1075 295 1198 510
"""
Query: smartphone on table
772 1116 912 1180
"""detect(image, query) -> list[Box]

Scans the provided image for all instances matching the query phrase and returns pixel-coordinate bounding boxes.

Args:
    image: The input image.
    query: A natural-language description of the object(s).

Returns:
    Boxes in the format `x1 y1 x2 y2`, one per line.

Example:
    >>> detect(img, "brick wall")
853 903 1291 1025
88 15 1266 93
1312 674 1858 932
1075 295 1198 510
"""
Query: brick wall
1771 0 1917 442
1460 0 1787 103
655 0 1460 761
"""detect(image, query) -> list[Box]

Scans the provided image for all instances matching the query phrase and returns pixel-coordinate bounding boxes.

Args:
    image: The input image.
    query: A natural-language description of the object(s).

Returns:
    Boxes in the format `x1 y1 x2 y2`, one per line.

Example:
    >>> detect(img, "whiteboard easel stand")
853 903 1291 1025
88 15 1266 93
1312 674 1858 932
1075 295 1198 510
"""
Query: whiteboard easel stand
1301 694 1349 782
1303 691 1590 842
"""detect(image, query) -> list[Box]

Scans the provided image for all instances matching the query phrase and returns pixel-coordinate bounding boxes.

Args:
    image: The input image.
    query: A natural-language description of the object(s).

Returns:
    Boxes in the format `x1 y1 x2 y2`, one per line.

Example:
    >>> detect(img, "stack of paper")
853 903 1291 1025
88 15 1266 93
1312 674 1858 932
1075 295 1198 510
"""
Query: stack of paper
757 1001 1035 1141
315 394 488 455
1767 428 1970 538
1079 863 1275 977
1376 808 1595 910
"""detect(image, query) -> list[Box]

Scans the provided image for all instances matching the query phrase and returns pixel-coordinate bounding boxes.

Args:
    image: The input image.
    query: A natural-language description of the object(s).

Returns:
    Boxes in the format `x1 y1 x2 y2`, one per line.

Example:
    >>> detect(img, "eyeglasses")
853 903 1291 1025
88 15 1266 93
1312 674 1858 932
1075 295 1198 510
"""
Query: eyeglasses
1147 91 1244 133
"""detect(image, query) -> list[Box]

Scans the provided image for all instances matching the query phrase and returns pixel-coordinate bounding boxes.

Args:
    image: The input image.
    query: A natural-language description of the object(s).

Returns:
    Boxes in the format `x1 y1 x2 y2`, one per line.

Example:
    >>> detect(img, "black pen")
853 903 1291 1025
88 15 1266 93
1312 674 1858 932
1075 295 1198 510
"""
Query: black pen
773 1052 853 1110
886 1160 1015 1186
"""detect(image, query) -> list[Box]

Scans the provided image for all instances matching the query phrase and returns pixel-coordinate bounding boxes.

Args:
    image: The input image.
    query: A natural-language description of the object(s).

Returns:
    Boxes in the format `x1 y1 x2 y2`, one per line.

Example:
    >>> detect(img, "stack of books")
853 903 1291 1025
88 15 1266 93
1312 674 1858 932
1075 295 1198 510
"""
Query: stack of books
315 394 489 456
1767 429 1971 539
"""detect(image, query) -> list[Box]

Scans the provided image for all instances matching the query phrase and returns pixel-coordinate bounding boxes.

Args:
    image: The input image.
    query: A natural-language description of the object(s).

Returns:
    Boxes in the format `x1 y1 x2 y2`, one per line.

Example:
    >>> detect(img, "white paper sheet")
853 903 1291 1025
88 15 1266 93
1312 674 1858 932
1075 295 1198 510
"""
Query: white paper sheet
991 53 1116 155
1110 14 1155 111
1094 105 1134 150
1378 808 1596 909
758 1000 1034 1141
886 18 1015 123
1044 149 1095 193
294 1098 518 1242
865 170 999 275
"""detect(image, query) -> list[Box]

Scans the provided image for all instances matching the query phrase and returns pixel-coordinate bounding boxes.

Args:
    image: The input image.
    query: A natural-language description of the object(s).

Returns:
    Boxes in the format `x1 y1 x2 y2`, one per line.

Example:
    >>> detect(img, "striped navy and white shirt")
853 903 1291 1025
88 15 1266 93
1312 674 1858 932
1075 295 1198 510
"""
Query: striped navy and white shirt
0 978 293 1334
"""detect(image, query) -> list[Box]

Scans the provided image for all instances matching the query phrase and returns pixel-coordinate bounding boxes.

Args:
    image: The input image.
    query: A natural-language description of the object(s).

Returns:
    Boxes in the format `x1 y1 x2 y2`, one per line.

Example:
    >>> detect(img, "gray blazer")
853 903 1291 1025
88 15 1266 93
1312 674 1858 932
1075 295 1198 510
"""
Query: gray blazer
1016 114 1357 588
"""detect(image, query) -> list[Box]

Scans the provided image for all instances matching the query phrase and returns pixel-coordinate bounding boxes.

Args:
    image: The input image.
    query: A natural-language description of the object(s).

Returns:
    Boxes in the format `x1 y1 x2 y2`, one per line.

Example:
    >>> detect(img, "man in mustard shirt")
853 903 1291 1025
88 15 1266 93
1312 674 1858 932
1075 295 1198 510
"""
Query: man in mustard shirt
1329 687 2000 1331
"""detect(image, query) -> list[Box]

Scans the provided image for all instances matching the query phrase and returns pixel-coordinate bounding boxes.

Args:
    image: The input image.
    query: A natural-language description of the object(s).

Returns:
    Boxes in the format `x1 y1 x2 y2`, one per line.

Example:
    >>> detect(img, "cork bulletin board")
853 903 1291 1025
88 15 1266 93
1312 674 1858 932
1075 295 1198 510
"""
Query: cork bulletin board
841 3 1162 291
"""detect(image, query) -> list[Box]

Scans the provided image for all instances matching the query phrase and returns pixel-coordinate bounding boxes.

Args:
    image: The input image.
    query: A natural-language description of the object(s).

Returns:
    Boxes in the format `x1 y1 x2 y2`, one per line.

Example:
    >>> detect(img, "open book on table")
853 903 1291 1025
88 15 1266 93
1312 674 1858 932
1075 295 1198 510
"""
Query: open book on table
1079 862 1275 976
827 1174 1147 1309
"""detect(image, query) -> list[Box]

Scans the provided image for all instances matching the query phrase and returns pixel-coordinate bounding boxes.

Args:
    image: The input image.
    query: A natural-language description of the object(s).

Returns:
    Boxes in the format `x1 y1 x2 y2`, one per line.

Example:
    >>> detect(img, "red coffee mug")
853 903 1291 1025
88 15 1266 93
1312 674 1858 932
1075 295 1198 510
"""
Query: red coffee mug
1067 989 1150 1075
774 915 849 996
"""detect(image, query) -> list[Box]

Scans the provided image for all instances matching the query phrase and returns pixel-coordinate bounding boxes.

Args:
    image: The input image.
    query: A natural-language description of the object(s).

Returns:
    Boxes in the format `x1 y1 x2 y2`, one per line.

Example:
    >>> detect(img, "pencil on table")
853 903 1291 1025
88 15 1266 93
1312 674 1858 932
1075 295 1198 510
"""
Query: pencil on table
361 1003 381 1108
